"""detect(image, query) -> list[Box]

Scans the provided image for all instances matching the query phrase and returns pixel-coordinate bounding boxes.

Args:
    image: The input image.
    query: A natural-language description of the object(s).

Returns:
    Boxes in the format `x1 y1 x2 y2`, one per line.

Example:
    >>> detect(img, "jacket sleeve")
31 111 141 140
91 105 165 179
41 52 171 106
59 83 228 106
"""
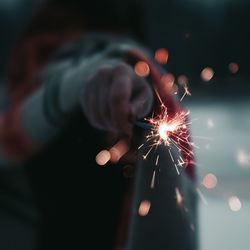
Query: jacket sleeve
0 34 150 165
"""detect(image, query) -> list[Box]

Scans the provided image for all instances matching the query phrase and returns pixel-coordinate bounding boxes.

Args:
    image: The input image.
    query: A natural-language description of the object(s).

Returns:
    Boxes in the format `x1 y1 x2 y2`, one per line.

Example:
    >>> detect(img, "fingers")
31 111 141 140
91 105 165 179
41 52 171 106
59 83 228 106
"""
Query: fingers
81 61 154 135
109 65 133 136
130 77 154 120
81 68 113 130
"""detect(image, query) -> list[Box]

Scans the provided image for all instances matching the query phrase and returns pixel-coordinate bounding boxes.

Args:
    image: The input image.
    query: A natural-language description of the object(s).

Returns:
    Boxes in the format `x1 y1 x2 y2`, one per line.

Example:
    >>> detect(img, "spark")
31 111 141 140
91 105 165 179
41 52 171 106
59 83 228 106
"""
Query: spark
143 102 193 164
96 139 129 166
196 188 208 205
169 149 174 162
174 163 180 175
228 196 241 212
175 187 183 205
180 84 191 102
134 61 150 77
155 155 159 166
95 150 111 166
154 48 169 65
207 118 215 128
177 158 185 168
150 170 156 189
201 67 214 81
228 62 239 74
237 149 250 167
202 173 218 189
138 200 151 216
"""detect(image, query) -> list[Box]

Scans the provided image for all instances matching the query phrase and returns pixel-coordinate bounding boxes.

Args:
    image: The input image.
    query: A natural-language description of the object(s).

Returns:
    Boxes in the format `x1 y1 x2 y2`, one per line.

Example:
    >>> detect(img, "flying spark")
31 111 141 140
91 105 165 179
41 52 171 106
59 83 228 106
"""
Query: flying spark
175 187 183 206
142 102 193 170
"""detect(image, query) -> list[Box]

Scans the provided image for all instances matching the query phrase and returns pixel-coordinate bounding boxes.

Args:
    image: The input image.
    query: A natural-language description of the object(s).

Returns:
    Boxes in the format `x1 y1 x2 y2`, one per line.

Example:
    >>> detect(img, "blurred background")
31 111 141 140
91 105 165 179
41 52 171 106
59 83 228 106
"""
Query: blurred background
0 0 250 249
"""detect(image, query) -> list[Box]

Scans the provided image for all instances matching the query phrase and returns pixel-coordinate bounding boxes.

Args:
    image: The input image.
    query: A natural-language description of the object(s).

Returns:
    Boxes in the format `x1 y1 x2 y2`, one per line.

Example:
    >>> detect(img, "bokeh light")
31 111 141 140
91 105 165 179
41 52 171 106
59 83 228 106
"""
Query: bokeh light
175 187 183 205
95 150 111 166
154 48 169 64
138 200 151 216
161 73 175 94
202 173 218 189
228 196 242 212
134 61 150 77
228 62 239 74
177 75 188 87
201 67 214 81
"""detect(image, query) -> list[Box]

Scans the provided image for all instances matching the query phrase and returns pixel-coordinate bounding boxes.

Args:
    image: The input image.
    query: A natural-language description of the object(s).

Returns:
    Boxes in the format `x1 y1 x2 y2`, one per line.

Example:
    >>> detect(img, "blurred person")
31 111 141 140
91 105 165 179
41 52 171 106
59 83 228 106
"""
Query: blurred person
0 0 196 250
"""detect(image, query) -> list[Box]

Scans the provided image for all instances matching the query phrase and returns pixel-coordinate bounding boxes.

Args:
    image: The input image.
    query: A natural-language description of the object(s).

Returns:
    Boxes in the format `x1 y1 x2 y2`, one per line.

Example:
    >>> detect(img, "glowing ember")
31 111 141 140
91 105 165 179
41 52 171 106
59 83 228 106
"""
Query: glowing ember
175 187 183 205
207 118 215 128
201 67 214 81
138 200 151 216
202 173 217 189
237 149 250 167
96 150 111 166
154 48 169 64
158 122 177 141
178 75 188 86
228 62 239 74
161 73 175 94
134 61 150 77
109 139 129 163
141 98 193 174
145 104 191 149
228 196 241 212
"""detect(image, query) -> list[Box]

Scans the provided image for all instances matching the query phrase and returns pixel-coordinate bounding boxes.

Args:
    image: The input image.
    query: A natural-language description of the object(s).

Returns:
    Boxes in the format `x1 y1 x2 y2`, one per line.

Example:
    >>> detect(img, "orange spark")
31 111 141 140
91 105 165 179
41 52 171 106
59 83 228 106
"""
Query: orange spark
201 67 214 81
134 61 150 77
138 200 151 216
154 48 169 64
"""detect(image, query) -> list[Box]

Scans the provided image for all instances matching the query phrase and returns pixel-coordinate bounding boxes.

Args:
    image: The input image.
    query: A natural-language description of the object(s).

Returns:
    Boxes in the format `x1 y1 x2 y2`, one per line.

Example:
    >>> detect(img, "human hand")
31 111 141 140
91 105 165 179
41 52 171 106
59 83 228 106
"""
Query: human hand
80 60 153 137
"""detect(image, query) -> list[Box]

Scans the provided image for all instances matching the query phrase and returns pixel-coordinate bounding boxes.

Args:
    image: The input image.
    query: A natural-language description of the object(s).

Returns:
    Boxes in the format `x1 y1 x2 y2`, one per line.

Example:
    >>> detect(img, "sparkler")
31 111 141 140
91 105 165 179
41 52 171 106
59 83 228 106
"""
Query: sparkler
137 97 194 176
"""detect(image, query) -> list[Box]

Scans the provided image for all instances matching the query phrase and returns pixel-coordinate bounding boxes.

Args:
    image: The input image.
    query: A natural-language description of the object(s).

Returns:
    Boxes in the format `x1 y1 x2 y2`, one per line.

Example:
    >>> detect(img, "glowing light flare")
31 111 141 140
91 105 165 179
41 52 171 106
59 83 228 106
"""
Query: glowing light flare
109 139 129 163
237 149 250 167
146 105 190 148
96 139 129 166
95 150 111 166
228 62 239 74
161 73 175 95
207 118 215 128
228 196 241 212
175 187 183 206
178 75 188 87
172 84 179 95
138 200 151 216
142 103 192 165
201 67 214 81
158 122 177 141
202 173 217 189
154 48 169 64
134 61 150 77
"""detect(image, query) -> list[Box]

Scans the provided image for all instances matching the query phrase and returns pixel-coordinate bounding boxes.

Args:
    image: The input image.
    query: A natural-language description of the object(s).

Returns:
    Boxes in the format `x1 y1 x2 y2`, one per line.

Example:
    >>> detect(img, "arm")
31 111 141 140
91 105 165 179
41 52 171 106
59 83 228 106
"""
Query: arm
0 34 154 165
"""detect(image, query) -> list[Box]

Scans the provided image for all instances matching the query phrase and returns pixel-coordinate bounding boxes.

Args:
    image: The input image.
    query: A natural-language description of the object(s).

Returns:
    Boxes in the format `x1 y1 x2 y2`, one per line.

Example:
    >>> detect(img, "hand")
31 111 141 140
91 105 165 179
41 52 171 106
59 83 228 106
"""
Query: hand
80 60 153 137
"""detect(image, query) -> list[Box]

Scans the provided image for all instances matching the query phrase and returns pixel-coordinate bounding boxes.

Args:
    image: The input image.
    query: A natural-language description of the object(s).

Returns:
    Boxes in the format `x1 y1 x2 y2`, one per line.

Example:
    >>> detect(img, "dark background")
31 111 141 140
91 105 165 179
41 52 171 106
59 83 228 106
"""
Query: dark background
0 0 249 249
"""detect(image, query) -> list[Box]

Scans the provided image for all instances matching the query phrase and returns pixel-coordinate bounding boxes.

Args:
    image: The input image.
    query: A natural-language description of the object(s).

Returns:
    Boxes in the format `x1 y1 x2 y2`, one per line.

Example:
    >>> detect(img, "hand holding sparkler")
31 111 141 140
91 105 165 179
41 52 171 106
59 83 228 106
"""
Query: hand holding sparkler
81 61 153 137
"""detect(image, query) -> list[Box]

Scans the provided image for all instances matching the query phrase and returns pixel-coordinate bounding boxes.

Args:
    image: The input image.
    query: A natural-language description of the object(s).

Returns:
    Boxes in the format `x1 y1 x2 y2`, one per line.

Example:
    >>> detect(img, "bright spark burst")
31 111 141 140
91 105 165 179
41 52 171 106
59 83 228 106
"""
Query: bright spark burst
142 103 194 171
180 84 191 102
